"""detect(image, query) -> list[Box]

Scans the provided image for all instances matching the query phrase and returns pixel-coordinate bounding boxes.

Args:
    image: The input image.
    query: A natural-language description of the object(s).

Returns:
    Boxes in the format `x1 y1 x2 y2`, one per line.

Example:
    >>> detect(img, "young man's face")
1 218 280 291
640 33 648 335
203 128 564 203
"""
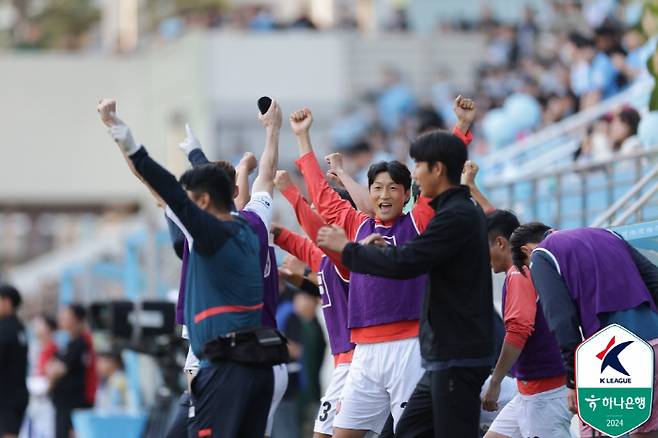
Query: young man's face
369 171 409 222
488 235 511 274
0 297 12 318
413 161 441 199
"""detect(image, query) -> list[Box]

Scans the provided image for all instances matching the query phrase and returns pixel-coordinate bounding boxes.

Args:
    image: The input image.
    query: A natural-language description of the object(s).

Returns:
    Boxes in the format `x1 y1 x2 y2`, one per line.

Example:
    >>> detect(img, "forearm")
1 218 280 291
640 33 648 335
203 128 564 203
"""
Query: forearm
188 148 210 167
490 342 522 384
281 185 325 240
342 242 429 279
234 165 251 210
275 228 322 272
336 169 374 216
296 132 313 156
121 151 165 207
467 183 495 214
252 127 279 195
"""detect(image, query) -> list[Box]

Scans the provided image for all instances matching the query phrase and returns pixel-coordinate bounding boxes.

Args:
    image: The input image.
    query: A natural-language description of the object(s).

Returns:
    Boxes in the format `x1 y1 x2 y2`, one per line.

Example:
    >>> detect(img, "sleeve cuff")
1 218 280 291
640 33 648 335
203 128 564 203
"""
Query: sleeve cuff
452 126 473 147
342 242 360 269
504 333 528 350
294 151 315 170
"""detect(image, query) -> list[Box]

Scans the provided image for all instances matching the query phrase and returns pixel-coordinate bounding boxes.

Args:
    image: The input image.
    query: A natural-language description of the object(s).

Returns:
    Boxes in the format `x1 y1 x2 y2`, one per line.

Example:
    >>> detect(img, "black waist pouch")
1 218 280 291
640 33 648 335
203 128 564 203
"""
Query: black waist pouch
203 327 290 367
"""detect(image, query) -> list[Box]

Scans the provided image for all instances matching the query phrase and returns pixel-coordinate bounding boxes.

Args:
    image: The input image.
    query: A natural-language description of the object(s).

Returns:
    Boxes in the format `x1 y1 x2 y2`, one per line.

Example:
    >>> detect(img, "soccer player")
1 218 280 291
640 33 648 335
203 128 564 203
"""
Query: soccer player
317 126 492 437
296 99 475 438
481 210 572 438
0 284 28 438
271 169 356 438
97 100 274 438
175 121 287 438
510 224 658 437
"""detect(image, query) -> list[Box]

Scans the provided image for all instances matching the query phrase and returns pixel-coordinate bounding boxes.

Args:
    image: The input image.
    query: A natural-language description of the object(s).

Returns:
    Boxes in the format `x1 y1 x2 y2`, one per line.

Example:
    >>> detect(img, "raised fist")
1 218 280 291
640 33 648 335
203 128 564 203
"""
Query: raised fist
97 98 119 127
289 107 313 136
237 152 258 175
274 170 293 192
453 95 477 127
259 99 282 130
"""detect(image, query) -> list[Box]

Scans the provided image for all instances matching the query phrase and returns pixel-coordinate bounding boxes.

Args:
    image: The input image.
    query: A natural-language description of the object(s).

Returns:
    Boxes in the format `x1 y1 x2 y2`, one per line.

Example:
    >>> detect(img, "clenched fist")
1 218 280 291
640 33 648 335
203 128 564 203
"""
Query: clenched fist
290 108 313 136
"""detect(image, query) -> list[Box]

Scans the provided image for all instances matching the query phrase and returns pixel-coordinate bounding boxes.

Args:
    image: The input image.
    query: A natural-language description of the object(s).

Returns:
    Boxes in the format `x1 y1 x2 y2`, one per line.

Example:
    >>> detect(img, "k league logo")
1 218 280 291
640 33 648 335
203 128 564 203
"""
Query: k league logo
576 324 654 437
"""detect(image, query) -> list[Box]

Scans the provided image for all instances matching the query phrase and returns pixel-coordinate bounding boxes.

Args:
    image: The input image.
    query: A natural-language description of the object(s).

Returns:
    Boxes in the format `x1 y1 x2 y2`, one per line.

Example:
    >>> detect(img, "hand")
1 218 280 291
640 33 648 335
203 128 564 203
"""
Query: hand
237 152 258 175
274 170 293 192
461 160 479 186
317 225 349 253
282 254 307 278
278 266 305 288
326 171 343 188
289 107 313 136
453 95 476 132
325 153 345 176
567 388 578 414
270 222 282 240
179 123 202 156
359 233 387 247
97 98 121 127
481 379 501 412
259 99 282 131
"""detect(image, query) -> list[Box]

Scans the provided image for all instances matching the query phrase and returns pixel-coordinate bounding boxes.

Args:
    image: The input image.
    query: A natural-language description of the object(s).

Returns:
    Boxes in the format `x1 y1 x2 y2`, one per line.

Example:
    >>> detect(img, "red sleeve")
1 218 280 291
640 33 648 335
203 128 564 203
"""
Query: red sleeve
280 183 351 278
296 152 369 240
452 125 473 147
411 196 436 234
503 267 538 349
281 184 326 241
275 226 324 272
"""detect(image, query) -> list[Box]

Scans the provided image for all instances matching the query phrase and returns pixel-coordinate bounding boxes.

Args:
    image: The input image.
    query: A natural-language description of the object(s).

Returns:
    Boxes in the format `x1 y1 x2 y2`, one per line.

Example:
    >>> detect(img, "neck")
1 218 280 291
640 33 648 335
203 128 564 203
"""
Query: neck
208 207 233 221
434 182 459 198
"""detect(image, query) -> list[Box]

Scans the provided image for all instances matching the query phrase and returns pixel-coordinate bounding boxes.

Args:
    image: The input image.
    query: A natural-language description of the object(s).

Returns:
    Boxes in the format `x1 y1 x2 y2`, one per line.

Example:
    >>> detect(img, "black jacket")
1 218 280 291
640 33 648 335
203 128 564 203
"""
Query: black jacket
342 186 493 362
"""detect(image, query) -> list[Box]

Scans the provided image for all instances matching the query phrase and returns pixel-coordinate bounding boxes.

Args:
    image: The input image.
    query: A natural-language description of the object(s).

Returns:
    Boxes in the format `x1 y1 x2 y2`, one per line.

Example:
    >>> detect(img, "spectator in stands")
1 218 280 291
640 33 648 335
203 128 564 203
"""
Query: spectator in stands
569 32 620 109
377 67 416 133
95 351 135 414
387 7 409 32
249 5 276 31
0 284 29 438
610 106 642 154
48 304 97 438
33 314 58 376
290 6 317 30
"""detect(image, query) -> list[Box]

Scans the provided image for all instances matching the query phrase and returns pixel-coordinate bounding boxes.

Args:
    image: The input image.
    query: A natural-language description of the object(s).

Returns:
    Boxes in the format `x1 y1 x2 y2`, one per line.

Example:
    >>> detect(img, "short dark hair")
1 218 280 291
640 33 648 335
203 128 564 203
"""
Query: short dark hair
487 210 520 241
40 314 57 331
410 130 467 185
180 163 233 212
68 303 87 323
509 222 552 274
367 161 412 190
619 107 641 136
213 160 237 187
0 284 21 309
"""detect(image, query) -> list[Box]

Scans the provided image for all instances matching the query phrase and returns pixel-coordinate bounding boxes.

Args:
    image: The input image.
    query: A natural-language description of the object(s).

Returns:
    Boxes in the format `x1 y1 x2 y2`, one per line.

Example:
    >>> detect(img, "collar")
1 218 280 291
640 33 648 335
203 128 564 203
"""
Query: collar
428 185 471 211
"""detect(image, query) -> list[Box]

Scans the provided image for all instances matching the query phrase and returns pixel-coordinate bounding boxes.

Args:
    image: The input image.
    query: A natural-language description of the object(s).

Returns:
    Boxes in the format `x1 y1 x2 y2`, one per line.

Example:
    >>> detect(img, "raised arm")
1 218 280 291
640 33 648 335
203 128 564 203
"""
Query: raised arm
235 152 257 210
97 99 165 207
325 152 374 217
274 170 350 277
461 161 495 214
97 99 237 256
252 100 282 196
290 108 369 239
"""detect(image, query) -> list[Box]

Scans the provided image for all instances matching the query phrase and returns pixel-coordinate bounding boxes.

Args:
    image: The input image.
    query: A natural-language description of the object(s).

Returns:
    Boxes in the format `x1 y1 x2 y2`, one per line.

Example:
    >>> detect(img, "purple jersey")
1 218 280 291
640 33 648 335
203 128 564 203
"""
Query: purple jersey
537 228 656 338
501 269 564 381
318 256 354 355
175 210 278 328
349 214 427 328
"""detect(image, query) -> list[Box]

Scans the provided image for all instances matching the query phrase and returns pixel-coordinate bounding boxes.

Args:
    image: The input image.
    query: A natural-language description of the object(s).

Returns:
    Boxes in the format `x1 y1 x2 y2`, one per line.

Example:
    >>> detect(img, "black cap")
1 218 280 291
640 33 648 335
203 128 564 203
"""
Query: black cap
0 284 22 309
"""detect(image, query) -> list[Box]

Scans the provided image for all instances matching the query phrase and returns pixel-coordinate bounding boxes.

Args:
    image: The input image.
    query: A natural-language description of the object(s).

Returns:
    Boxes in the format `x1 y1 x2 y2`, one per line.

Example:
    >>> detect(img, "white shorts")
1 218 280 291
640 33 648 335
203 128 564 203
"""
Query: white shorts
334 338 424 434
314 363 350 435
488 385 573 438
479 375 518 428
266 364 288 437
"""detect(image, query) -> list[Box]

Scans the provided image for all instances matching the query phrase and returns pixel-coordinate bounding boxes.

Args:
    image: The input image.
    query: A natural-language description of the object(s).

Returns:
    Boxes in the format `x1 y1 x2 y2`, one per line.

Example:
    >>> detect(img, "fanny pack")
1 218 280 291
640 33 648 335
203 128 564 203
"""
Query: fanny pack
203 327 290 367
